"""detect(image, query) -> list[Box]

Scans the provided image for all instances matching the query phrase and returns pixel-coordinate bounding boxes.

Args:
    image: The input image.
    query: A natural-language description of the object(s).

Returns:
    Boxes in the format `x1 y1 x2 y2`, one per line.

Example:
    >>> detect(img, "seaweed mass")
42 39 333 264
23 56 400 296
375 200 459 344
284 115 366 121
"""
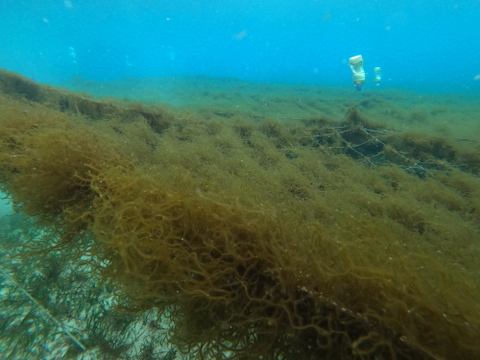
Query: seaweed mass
1 69 480 359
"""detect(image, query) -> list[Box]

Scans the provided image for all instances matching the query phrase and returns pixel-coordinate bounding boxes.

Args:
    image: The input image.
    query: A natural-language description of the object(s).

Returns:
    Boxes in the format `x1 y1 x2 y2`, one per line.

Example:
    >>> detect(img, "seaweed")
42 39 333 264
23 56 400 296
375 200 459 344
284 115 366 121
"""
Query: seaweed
1 72 480 359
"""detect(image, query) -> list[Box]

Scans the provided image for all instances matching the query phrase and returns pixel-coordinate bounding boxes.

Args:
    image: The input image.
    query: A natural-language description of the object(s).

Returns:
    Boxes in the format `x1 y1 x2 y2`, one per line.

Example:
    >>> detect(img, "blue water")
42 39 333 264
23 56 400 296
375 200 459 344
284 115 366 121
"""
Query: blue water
1 0 480 94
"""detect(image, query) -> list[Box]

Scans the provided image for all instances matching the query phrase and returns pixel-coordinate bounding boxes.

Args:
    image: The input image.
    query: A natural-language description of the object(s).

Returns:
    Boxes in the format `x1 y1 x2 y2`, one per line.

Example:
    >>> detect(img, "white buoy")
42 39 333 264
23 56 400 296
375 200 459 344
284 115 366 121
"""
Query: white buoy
349 55 366 91
374 67 382 86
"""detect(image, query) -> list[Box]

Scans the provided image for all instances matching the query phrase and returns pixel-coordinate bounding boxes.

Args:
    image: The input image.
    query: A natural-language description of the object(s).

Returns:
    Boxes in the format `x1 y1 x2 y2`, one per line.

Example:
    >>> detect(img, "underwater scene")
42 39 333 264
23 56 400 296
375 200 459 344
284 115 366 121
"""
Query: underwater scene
1 1 480 360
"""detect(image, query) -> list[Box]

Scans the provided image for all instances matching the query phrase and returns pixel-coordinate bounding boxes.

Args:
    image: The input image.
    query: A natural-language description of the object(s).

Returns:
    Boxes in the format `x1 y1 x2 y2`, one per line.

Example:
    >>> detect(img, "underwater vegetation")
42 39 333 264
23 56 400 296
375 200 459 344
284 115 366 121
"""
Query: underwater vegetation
0 69 480 359
0 214 178 360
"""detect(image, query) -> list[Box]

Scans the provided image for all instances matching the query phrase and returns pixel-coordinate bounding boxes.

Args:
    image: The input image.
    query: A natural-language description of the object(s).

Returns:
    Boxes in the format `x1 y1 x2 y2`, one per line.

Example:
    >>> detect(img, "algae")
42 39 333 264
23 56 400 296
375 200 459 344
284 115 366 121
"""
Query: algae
0 70 479 359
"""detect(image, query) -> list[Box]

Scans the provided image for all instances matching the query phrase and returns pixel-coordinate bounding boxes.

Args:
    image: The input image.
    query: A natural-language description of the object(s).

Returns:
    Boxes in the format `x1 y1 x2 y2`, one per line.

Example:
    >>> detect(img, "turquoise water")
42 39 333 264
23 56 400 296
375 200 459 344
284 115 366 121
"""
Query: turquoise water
1 3 480 359
1 0 480 93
